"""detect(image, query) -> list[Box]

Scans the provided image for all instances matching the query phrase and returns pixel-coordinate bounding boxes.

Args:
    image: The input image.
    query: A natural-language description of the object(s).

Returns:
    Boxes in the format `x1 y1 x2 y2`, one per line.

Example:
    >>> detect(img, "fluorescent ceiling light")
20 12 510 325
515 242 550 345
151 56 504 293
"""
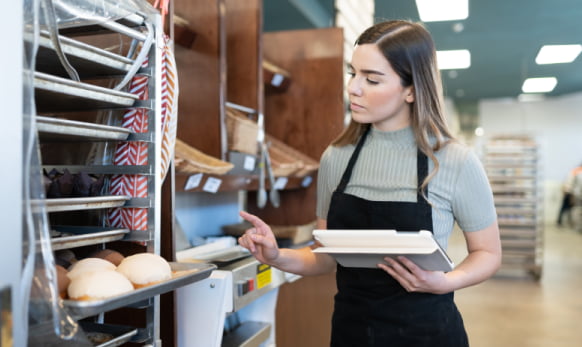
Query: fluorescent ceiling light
521 77 557 93
416 0 468 22
436 50 471 70
535 44 582 64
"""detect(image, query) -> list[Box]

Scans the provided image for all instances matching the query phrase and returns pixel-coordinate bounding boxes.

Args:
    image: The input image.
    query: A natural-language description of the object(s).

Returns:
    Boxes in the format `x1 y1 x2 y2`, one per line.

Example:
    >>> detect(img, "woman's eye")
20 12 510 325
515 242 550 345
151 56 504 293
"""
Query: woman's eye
366 78 379 85
347 72 355 78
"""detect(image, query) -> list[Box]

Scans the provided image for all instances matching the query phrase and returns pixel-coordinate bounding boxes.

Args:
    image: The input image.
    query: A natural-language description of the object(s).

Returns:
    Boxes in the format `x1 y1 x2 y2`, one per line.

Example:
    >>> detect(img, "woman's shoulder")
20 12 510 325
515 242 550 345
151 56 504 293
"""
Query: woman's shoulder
321 143 356 162
440 140 471 155
437 140 480 167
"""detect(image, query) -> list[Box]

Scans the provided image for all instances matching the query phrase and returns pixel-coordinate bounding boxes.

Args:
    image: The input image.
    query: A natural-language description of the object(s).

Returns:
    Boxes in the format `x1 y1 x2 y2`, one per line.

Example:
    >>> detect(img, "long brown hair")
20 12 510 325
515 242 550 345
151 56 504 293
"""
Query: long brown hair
333 20 455 193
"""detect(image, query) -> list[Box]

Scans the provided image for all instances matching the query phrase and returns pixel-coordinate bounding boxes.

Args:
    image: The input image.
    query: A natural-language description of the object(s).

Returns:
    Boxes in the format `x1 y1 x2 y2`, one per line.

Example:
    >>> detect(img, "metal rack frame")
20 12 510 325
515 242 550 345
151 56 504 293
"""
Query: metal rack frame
28 4 214 346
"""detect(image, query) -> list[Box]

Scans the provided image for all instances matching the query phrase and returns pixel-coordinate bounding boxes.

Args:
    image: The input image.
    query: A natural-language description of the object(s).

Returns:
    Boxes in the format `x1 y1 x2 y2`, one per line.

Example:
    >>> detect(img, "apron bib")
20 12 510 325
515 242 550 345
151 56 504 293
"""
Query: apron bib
327 126 469 347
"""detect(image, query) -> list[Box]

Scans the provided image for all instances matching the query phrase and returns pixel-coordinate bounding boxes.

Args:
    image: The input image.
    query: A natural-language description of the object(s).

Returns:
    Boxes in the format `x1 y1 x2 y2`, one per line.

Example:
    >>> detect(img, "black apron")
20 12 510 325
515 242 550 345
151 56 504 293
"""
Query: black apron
327 127 469 347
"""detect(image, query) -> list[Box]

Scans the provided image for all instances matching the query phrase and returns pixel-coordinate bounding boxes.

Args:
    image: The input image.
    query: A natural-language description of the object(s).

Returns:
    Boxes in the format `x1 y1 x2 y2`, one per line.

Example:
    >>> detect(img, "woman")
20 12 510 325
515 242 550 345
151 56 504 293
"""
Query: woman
238 20 501 346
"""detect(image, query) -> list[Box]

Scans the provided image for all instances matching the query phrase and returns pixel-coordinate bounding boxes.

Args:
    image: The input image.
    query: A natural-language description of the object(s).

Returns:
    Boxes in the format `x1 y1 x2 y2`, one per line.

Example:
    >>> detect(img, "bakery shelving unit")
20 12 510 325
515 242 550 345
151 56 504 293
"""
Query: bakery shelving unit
483 135 543 280
28 1 214 346
171 1 344 345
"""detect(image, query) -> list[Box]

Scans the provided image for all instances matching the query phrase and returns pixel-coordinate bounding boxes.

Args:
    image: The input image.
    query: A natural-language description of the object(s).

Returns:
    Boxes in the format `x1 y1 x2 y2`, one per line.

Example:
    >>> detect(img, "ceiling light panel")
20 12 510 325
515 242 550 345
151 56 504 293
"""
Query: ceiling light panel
415 0 468 22
535 44 582 64
436 49 471 70
521 77 558 93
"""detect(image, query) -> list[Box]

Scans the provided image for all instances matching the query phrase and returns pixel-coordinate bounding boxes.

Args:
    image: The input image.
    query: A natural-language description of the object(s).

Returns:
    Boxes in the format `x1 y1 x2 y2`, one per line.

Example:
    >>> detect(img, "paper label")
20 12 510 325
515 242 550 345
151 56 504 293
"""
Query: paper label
256 264 272 289
202 177 222 193
274 177 288 190
271 74 284 87
185 173 203 190
301 175 313 187
243 155 256 171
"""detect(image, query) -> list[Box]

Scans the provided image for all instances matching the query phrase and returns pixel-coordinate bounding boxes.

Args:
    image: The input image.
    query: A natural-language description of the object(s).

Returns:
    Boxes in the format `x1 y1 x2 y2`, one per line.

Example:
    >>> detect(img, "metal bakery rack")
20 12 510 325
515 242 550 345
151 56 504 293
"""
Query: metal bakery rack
27 0 214 346
483 135 544 280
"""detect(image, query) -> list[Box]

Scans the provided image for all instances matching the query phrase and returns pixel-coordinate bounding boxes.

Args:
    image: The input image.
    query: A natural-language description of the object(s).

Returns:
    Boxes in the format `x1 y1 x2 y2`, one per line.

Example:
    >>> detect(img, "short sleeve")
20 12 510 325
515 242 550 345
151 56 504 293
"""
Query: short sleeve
451 150 497 232
316 147 338 220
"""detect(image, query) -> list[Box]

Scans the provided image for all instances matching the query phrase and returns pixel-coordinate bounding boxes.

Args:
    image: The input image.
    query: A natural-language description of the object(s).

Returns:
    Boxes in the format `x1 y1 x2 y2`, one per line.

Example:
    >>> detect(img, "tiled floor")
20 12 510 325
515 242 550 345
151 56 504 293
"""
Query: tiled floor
449 223 582 347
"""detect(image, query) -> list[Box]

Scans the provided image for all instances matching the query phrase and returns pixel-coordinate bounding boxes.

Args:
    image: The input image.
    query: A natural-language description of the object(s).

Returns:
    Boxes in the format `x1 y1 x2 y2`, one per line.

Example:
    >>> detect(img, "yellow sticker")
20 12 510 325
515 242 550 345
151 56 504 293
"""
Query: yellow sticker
256 264 272 289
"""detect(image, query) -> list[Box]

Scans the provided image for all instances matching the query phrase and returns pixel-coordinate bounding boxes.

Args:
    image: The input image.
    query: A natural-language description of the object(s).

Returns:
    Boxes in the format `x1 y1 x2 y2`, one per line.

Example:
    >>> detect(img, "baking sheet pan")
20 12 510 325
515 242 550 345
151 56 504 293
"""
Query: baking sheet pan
37 195 130 213
34 72 138 112
64 262 216 319
34 31 133 78
50 226 130 250
36 116 131 141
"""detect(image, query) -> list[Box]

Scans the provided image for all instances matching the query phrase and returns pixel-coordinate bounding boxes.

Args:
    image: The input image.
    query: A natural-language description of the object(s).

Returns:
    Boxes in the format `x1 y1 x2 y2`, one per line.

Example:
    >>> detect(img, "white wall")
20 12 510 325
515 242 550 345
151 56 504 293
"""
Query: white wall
478 92 582 222
1 0 23 345
175 191 242 245
444 97 461 135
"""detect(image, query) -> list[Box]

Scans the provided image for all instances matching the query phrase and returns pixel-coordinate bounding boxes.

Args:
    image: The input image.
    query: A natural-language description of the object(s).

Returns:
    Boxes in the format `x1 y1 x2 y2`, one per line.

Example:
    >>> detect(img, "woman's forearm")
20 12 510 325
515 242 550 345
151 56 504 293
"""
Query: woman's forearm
270 246 337 276
445 248 501 292
445 223 502 292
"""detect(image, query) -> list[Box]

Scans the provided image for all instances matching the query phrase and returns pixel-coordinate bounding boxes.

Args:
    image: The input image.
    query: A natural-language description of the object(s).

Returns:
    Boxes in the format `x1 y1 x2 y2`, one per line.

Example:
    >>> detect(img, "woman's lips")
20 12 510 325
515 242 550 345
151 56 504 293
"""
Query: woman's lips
350 102 364 111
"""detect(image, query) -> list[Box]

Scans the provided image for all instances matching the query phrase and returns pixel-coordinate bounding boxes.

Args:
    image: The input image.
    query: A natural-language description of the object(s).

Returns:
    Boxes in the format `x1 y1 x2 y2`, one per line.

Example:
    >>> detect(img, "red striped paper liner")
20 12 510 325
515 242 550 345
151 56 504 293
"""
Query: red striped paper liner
109 57 150 230
160 35 178 181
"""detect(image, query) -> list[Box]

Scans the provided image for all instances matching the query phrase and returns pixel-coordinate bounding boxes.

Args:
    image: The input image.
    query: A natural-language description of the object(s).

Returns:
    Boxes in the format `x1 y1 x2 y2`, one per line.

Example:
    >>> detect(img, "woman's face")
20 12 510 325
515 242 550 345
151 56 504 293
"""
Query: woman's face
347 44 414 132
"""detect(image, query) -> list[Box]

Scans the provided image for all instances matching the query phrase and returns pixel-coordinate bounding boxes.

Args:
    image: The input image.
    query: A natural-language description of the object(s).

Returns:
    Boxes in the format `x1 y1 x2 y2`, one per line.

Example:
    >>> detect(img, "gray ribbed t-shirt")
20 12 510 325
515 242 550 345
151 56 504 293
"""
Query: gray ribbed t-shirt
316 126 496 249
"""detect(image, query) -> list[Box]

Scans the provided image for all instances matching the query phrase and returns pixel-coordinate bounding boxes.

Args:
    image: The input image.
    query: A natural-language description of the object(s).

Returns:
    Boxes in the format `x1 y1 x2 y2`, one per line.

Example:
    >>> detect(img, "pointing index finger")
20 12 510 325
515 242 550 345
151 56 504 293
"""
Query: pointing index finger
240 211 268 231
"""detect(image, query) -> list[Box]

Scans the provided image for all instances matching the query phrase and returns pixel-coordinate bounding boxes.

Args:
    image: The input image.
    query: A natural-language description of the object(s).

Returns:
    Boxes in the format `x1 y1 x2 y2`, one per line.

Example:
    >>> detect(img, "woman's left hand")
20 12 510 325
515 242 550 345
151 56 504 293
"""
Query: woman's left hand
378 256 451 294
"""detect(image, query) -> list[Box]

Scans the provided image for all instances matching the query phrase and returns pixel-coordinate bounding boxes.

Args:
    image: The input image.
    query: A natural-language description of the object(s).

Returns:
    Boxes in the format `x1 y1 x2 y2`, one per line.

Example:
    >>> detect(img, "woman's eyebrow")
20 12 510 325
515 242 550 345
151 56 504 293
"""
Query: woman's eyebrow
361 69 385 76
347 64 385 76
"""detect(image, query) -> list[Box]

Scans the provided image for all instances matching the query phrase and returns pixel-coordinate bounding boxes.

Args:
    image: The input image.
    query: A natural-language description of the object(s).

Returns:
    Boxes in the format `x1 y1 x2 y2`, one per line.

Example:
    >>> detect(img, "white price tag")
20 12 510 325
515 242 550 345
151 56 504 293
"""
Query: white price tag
203 177 222 193
243 155 256 171
184 173 203 190
273 177 288 190
271 73 284 87
301 175 313 188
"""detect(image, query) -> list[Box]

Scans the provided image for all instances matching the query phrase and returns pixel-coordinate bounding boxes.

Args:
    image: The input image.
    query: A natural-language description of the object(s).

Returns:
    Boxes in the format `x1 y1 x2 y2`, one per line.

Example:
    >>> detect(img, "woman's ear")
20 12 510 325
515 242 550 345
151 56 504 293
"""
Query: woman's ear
405 86 415 103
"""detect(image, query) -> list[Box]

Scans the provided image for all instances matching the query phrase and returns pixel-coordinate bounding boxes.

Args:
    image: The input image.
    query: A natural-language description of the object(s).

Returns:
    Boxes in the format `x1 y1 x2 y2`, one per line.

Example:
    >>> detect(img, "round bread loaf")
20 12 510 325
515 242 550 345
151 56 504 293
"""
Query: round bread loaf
67 258 116 280
116 253 172 288
56 265 70 299
90 249 125 266
67 270 133 300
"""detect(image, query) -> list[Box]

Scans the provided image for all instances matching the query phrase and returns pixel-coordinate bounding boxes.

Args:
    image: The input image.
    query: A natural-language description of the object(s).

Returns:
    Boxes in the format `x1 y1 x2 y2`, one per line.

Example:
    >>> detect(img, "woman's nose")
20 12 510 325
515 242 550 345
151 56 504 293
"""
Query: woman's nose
347 78 362 96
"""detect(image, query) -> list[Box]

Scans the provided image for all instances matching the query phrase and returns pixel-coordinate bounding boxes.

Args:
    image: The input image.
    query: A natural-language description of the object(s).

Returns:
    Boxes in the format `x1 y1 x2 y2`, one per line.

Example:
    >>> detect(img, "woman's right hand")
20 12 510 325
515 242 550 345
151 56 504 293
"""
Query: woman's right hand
237 211 280 265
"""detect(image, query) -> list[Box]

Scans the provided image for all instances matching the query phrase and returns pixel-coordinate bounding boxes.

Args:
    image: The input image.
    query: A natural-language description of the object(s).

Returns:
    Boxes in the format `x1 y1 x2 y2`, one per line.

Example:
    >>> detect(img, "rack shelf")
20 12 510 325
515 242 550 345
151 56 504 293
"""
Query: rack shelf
34 31 134 78
50 226 130 250
37 116 132 141
63 262 215 320
37 195 130 212
34 72 139 112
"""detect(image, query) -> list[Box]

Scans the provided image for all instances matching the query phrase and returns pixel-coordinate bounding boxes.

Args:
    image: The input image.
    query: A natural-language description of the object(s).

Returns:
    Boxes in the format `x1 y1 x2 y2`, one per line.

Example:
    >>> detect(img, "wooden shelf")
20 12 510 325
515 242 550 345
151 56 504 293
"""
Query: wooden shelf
169 1 344 345
174 172 316 193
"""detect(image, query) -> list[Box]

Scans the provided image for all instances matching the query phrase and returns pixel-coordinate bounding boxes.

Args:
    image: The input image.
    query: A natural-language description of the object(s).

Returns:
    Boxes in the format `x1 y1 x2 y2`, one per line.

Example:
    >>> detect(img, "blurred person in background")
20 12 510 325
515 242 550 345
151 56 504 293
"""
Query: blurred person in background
557 163 582 227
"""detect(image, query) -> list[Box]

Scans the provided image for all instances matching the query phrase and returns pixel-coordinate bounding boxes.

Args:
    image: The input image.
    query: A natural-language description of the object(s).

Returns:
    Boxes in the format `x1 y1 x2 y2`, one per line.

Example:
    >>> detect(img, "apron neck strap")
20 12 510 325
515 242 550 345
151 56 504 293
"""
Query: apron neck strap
417 148 430 204
337 126 371 192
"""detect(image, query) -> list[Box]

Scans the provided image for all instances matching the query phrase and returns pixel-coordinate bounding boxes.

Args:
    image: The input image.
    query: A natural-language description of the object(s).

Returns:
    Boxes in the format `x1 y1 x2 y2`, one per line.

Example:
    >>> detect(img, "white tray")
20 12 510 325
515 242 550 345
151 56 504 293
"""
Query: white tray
312 229 454 272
